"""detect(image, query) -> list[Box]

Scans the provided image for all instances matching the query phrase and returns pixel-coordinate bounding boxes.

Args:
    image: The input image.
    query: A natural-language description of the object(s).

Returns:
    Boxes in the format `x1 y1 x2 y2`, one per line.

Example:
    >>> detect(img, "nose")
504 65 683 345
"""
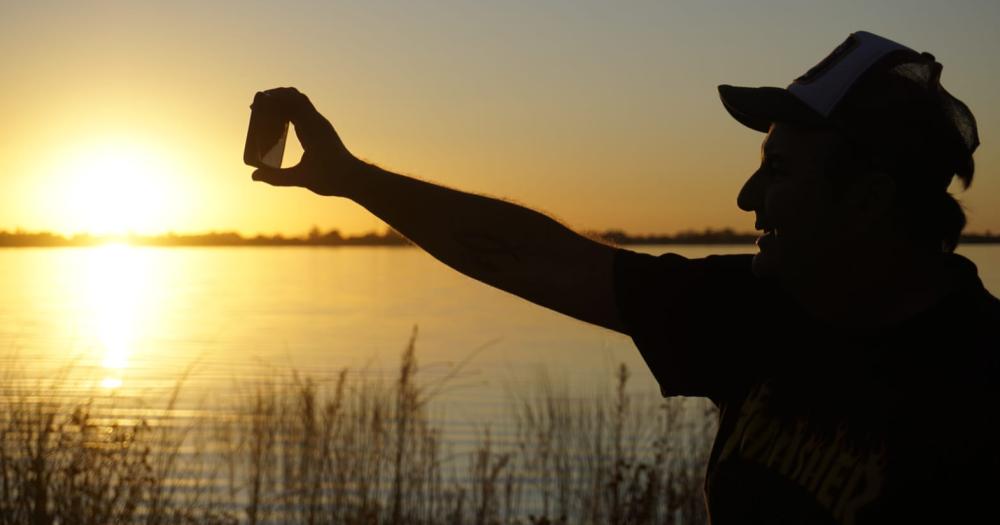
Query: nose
737 166 766 212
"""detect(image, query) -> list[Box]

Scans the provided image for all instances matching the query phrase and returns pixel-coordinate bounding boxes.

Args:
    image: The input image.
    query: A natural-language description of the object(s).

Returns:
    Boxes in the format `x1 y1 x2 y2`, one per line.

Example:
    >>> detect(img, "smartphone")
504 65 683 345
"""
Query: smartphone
243 91 289 169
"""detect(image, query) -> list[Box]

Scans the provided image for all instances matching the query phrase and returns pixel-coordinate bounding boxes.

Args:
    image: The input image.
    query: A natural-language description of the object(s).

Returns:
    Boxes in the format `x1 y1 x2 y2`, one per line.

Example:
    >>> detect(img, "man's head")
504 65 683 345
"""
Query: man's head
720 31 979 280
737 123 853 279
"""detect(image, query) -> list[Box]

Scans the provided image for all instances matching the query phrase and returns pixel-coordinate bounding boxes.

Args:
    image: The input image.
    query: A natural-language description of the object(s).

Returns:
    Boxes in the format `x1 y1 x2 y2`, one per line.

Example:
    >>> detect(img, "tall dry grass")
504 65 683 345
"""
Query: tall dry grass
0 334 717 524
0 365 233 525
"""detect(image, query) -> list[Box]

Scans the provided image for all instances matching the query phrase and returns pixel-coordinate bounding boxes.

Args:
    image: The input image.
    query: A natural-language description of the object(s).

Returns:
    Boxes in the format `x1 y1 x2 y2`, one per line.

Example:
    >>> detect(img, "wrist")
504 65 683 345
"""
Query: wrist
339 155 377 200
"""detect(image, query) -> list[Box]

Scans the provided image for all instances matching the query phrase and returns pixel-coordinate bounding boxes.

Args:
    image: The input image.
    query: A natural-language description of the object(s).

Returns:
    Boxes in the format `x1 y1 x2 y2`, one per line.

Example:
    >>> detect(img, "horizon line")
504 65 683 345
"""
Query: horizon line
0 227 998 248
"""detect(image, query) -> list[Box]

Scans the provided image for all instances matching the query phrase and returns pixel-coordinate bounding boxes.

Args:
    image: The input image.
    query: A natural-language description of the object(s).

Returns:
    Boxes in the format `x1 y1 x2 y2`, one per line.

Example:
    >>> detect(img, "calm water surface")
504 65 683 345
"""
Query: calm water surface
1 244 997 435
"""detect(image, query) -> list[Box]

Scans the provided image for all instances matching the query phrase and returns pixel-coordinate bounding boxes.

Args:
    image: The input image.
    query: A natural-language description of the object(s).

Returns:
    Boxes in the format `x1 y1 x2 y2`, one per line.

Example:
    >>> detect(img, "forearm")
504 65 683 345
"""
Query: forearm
343 160 621 328
246 87 623 331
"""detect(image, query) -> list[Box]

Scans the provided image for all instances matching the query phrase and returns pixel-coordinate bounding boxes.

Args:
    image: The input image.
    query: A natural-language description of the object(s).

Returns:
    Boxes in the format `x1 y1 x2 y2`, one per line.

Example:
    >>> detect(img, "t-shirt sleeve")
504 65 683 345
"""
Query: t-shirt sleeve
613 248 779 400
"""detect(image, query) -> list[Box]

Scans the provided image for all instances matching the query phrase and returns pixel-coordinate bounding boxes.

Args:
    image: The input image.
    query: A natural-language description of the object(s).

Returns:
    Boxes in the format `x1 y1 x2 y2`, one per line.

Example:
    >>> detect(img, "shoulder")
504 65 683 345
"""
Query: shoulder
957 289 1000 388
613 250 755 323
613 250 760 295
613 249 785 318
612 249 795 398
889 255 1000 408
614 249 755 270
939 253 1000 369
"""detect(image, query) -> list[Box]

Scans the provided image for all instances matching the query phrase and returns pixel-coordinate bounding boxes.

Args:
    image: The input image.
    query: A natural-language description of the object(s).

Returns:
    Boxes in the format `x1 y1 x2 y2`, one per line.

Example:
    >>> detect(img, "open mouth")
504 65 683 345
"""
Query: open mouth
756 228 775 248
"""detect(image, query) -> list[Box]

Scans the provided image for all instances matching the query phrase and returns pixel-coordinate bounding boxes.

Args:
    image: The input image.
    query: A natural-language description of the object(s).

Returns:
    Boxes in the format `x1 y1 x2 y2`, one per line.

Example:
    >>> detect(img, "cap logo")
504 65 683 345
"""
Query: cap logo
795 35 858 85
787 31 912 117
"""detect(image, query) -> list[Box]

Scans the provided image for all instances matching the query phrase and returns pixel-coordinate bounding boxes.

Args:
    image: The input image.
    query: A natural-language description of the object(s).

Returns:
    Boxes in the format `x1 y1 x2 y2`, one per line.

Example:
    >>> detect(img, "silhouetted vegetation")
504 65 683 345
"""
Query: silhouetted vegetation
959 231 1000 244
0 337 717 524
0 228 411 248
3 227 999 248
590 228 759 246
595 228 1000 246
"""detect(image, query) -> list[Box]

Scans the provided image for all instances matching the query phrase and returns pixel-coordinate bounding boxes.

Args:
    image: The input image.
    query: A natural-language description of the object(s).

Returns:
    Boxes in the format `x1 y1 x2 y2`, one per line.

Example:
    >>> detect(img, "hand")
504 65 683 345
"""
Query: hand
250 87 361 197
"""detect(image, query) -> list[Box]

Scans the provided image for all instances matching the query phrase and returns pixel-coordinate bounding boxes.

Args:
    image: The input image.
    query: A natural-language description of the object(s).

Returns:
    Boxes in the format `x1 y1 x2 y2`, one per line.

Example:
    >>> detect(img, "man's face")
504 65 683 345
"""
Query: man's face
738 123 849 281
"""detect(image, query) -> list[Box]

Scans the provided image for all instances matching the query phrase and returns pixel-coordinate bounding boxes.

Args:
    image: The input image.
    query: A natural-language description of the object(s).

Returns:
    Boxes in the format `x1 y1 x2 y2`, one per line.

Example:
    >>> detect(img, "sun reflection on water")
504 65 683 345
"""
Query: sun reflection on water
85 243 147 390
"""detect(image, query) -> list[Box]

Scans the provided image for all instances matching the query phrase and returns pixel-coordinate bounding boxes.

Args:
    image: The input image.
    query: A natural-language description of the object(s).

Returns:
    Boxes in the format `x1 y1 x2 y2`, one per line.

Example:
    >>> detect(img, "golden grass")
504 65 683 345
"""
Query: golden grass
0 334 717 524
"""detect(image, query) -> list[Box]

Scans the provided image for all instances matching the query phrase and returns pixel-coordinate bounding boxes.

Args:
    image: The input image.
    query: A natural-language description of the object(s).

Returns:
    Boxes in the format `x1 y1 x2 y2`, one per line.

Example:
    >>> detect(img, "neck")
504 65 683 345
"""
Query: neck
785 242 953 332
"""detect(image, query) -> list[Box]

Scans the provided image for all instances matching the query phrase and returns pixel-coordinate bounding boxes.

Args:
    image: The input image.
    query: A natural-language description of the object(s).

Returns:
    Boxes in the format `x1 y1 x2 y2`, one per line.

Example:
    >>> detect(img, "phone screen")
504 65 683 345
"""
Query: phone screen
243 92 289 169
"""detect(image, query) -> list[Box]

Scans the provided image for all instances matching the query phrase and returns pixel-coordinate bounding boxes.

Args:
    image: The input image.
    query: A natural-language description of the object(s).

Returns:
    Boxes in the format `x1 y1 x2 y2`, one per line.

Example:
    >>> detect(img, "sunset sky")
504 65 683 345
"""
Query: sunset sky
2 1 998 236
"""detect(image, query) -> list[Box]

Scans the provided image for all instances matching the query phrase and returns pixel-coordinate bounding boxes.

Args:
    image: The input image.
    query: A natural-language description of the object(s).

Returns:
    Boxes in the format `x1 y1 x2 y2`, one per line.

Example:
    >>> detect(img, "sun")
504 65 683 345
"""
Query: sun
52 138 184 235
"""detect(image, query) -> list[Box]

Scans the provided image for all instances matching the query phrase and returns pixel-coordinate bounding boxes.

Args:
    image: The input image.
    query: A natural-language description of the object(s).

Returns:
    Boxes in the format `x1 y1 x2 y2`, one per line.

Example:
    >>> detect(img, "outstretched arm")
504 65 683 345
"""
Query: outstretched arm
251 87 624 333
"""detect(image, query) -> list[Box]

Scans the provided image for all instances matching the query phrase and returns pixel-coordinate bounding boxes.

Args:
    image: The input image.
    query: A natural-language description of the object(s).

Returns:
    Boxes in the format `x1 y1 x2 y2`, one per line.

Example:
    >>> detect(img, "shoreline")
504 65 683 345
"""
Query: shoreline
1 229 998 248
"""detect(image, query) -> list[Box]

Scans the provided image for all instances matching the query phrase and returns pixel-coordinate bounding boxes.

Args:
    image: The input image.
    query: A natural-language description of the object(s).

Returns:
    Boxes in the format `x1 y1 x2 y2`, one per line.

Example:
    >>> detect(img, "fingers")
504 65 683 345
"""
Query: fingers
261 87 316 121
259 87 337 151
251 165 303 187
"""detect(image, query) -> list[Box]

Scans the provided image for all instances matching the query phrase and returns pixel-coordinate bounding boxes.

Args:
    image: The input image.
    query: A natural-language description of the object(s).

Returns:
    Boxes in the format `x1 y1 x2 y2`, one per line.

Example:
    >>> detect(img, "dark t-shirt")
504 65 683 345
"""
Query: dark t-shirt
614 249 1000 524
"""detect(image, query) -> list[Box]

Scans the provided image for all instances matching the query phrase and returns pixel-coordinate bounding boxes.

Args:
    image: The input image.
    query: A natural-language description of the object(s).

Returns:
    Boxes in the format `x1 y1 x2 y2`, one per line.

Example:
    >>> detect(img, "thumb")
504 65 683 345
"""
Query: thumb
251 165 302 187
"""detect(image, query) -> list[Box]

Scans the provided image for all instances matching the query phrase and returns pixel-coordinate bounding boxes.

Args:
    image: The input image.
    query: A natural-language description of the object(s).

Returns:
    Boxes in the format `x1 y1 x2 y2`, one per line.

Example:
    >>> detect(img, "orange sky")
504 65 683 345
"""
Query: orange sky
2 1 999 236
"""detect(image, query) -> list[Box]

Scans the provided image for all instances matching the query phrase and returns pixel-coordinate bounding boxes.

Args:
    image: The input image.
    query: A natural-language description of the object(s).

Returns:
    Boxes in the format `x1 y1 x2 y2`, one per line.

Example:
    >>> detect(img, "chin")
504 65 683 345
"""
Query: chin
751 249 780 279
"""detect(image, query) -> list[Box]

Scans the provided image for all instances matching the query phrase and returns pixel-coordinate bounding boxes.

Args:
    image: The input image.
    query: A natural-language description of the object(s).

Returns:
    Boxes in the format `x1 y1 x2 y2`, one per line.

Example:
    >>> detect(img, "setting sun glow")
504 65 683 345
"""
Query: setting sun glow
50 139 183 235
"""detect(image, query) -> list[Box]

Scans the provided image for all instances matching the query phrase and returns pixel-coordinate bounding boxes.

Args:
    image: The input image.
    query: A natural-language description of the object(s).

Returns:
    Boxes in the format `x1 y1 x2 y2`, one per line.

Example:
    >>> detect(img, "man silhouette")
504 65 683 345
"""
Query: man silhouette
252 31 999 523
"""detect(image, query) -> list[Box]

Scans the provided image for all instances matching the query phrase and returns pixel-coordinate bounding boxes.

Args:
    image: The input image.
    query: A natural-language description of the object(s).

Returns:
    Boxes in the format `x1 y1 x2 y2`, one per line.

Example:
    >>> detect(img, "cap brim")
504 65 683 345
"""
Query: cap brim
718 85 826 133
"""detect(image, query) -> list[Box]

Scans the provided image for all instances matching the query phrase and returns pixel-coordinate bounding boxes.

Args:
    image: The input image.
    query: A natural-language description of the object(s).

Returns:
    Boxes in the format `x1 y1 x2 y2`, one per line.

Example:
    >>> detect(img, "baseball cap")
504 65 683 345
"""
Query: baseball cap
718 31 979 188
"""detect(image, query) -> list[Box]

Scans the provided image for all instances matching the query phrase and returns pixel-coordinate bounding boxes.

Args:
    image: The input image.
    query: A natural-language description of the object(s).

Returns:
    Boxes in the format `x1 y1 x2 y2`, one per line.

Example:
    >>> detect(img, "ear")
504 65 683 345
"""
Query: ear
843 171 896 229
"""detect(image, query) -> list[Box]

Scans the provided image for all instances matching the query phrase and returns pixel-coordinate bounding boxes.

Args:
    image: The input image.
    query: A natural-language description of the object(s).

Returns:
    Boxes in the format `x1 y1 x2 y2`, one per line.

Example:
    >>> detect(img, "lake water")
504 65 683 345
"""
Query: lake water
1 243 996 522
1 244 998 441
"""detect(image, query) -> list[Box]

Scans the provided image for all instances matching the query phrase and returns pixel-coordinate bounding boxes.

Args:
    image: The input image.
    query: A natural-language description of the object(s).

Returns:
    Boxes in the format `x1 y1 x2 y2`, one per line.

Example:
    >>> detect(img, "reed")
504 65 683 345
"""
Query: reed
0 336 716 524
0 366 234 525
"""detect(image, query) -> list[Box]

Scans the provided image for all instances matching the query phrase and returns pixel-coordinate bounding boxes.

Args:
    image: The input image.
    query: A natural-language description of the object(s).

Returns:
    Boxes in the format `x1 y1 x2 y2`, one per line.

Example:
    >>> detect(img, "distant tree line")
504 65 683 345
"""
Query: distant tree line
0 228 411 247
595 228 1000 246
592 228 758 245
0 227 998 247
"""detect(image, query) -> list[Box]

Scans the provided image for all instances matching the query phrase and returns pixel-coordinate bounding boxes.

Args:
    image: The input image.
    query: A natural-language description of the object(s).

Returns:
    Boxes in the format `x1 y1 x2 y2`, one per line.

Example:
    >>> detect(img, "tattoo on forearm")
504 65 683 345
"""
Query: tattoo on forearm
453 231 524 273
